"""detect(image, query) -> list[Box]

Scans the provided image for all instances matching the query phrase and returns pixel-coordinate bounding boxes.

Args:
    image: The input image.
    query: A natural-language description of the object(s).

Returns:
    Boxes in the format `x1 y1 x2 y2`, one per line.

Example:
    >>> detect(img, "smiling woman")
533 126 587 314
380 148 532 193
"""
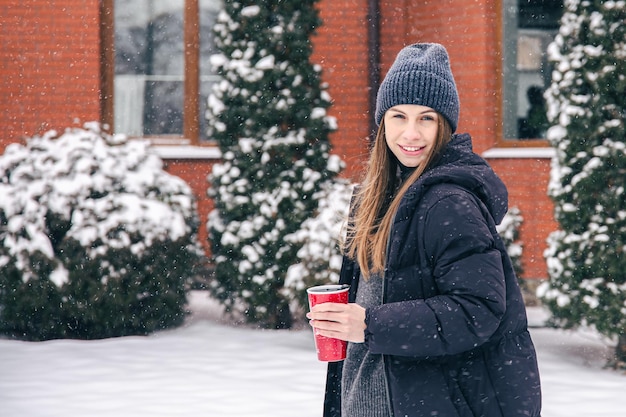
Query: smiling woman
308 43 542 417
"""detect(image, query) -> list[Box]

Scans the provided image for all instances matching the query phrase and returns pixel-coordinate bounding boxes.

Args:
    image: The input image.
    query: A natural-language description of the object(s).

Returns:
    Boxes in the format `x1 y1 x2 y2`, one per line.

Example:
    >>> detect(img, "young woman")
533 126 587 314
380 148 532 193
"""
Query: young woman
307 43 542 417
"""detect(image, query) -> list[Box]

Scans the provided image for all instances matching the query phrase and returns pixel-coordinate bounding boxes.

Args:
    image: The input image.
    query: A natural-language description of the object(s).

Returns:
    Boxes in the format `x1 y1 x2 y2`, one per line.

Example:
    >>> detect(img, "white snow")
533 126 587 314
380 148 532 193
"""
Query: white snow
255 55 275 70
240 5 261 17
0 293 624 417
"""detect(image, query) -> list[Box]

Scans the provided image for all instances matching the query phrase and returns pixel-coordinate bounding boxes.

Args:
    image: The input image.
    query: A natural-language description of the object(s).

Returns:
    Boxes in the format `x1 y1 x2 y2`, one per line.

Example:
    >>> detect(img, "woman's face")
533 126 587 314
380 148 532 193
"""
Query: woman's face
383 104 439 168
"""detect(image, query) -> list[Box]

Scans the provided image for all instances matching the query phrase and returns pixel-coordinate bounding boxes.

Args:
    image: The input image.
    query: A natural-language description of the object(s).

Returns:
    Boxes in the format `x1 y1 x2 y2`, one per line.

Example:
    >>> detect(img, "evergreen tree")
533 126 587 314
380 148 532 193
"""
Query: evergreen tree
539 0 626 367
206 1 342 328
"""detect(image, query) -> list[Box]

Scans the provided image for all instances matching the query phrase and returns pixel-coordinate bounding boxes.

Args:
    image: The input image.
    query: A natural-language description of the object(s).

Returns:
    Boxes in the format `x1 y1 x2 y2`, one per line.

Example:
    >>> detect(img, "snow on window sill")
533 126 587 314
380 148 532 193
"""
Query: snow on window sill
482 147 555 159
152 145 221 160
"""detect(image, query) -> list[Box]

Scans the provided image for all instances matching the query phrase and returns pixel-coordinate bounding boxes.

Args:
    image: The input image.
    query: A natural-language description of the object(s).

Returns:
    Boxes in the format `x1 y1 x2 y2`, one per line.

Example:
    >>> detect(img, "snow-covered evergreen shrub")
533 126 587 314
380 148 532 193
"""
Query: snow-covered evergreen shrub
496 206 524 280
0 124 203 340
284 179 352 316
538 0 626 366
206 1 343 328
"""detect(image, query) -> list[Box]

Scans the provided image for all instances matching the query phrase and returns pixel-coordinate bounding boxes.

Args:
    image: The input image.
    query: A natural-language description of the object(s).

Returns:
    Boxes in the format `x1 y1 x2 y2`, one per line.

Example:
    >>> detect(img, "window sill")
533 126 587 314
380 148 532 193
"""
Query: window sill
152 144 221 160
482 147 555 159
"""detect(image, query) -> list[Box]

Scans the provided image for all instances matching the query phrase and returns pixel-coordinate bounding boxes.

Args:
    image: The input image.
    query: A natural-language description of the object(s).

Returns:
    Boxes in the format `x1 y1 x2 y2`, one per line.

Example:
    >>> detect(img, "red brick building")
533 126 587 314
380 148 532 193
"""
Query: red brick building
0 0 559 281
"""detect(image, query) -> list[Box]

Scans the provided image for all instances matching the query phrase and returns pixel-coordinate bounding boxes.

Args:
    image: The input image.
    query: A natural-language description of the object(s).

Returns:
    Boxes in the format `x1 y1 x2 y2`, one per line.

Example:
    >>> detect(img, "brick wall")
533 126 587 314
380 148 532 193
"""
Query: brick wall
490 158 557 279
0 0 552 279
314 0 505 177
0 0 102 149
314 0 372 182
163 159 217 255
400 0 502 154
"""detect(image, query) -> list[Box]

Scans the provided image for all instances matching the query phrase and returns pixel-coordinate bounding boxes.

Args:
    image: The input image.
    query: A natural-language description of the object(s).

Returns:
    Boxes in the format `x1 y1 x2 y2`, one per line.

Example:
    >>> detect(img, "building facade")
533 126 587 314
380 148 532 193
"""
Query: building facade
0 0 560 281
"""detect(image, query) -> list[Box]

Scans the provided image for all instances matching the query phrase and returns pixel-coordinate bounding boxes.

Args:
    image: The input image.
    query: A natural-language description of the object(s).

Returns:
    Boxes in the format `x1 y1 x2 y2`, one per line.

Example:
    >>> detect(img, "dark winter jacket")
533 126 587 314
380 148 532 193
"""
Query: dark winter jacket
324 134 542 417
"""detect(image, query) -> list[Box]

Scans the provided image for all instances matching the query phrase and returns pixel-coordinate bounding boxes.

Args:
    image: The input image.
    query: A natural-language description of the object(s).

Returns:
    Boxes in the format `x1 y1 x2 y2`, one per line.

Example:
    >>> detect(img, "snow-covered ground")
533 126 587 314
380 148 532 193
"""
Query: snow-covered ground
1 291 625 417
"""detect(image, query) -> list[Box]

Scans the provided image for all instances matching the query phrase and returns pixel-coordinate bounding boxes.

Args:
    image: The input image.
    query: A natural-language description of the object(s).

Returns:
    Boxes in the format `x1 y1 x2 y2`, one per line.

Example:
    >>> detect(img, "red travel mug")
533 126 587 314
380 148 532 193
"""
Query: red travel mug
307 284 350 362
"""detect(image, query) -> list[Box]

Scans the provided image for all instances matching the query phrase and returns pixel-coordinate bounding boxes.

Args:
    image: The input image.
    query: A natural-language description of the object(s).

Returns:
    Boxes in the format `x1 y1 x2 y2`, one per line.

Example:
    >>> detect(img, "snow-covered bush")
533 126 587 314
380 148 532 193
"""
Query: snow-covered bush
284 179 352 316
496 206 524 280
538 0 626 367
0 124 203 340
206 0 342 329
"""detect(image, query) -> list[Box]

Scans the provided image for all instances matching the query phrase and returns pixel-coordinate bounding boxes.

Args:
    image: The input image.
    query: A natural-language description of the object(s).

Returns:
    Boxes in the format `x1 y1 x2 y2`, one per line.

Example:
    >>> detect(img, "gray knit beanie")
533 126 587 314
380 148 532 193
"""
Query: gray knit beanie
375 43 460 132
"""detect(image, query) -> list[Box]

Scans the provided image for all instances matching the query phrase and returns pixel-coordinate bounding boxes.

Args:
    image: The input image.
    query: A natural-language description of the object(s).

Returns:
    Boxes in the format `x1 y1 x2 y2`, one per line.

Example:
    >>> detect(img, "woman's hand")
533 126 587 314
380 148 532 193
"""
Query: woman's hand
307 302 366 343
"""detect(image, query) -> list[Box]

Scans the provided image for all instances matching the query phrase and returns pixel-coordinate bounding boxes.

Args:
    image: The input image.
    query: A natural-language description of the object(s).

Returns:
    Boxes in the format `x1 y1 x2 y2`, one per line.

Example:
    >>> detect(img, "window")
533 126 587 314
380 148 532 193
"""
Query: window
502 0 562 142
104 0 221 144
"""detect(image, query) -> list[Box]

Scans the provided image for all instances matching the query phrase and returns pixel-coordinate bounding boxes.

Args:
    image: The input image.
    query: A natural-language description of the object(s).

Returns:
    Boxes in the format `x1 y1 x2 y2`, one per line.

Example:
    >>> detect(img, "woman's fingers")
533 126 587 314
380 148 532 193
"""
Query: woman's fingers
309 302 347 313
307 302 366 343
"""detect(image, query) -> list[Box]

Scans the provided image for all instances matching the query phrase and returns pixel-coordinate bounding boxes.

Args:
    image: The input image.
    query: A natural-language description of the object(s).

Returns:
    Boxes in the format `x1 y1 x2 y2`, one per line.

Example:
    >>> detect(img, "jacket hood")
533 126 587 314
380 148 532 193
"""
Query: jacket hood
416 133 508 224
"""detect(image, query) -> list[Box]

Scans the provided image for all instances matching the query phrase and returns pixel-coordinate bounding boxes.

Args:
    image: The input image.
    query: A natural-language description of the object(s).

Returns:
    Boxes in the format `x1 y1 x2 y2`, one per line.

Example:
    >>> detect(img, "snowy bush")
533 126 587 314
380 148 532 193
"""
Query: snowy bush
539 0 626 366
496 206 524 280
283 179 352 316
0 124 203 340
206 0 342 329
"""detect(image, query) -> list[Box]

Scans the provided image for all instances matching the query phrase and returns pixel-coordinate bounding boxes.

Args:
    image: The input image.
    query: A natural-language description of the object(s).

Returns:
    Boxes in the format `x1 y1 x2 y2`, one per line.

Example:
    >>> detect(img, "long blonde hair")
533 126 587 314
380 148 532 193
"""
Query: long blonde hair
345 114 453 278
